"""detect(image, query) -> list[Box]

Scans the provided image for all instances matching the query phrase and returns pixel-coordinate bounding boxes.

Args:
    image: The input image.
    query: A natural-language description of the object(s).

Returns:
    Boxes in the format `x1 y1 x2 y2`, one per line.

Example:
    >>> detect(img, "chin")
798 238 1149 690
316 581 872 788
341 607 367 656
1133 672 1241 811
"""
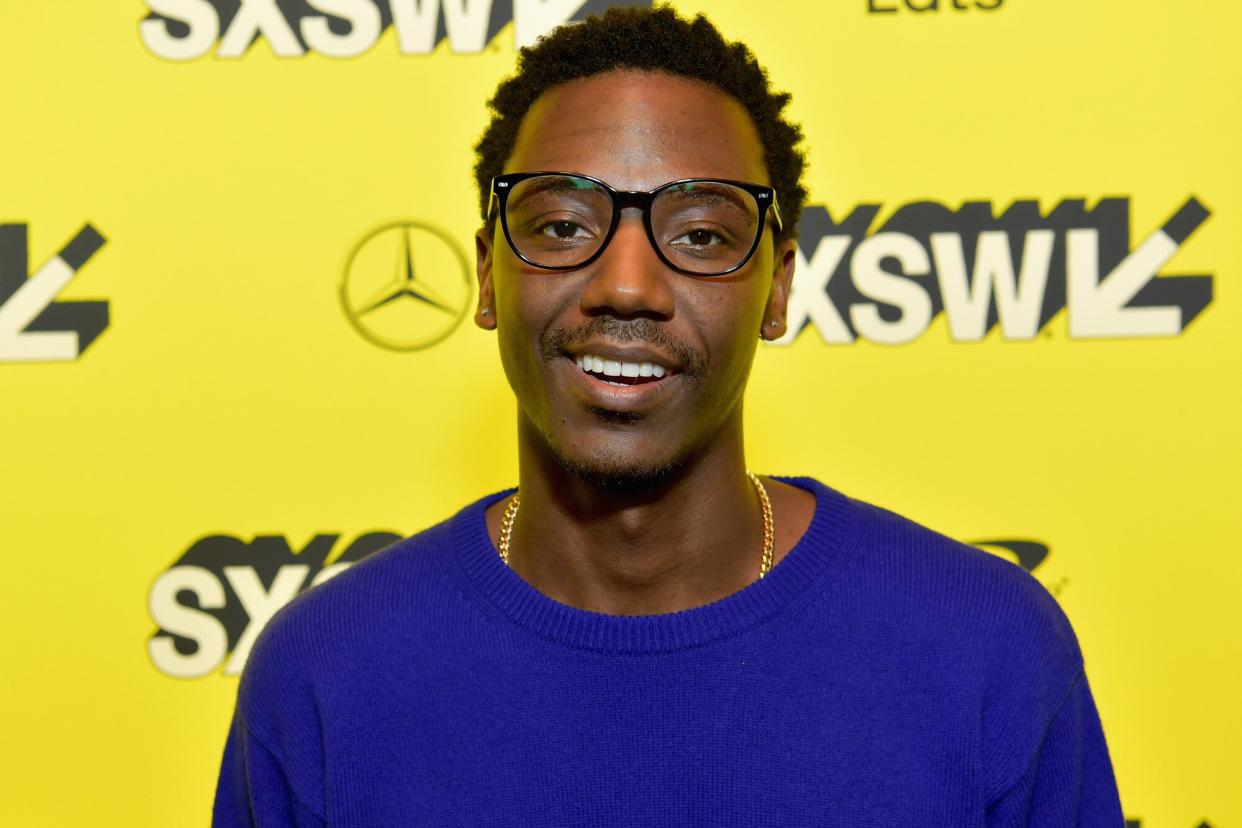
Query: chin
547 436 690 492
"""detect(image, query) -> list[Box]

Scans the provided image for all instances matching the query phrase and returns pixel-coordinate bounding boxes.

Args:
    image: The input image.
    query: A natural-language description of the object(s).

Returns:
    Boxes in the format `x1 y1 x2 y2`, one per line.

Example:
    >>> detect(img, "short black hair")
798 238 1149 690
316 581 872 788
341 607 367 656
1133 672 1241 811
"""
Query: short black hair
473 6 807 241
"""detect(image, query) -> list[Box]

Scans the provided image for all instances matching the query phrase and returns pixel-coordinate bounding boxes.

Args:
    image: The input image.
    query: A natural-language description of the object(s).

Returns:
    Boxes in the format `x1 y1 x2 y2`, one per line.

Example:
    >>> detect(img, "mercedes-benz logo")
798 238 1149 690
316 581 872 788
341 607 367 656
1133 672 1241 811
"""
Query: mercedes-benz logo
339 221 471 351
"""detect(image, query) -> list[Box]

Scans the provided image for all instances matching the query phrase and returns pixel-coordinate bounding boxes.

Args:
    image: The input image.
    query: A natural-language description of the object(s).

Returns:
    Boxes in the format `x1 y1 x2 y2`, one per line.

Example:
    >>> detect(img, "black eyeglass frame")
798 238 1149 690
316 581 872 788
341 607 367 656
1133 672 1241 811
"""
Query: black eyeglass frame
489 171 785 277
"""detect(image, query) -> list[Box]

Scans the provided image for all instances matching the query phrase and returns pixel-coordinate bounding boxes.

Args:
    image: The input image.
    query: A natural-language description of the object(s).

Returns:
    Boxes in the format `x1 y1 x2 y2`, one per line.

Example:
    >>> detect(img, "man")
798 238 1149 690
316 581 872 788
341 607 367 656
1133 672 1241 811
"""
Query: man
215 8 1125 825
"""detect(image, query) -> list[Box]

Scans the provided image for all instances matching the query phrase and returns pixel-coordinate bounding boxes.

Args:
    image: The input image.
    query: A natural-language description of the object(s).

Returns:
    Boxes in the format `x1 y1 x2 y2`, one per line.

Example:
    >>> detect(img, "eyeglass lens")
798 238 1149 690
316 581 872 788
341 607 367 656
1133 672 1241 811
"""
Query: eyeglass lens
504 174 762 274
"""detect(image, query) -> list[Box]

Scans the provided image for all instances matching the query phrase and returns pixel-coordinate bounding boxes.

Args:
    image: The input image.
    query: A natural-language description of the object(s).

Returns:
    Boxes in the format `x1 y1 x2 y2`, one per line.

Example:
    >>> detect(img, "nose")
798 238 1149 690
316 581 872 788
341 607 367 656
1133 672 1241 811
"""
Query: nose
579 212 676 319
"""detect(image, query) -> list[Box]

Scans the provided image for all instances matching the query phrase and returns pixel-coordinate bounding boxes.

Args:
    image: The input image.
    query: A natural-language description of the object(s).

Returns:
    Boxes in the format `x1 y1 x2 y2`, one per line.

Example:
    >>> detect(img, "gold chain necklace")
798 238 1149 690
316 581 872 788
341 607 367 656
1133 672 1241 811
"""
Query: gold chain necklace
497 471 775 579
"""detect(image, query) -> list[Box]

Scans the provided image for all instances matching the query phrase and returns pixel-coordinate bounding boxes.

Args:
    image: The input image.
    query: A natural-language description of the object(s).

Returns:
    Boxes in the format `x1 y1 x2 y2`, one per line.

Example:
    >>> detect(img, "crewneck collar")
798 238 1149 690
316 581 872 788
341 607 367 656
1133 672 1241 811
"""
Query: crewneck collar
448 476 857 654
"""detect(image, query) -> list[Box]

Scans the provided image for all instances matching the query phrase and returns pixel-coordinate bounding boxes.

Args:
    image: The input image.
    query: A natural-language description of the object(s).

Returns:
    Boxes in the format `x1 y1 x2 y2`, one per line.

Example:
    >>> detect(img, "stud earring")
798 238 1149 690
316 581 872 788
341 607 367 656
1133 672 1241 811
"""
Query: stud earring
481 308 490 316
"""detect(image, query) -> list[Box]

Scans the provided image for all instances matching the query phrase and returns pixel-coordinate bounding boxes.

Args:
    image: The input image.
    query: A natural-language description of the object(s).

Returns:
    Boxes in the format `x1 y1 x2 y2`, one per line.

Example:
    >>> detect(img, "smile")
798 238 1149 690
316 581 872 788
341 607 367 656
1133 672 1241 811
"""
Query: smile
574 353 670 386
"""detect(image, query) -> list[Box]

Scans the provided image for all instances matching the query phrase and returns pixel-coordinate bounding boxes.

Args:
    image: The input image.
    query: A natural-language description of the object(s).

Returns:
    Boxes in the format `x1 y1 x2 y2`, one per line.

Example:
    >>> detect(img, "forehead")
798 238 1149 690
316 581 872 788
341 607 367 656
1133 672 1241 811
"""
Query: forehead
504 70 769 191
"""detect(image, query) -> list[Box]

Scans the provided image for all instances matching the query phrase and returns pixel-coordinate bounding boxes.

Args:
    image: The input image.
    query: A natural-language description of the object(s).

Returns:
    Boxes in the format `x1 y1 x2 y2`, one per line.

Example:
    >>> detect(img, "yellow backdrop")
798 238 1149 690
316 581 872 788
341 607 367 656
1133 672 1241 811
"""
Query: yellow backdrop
1 1 1237 825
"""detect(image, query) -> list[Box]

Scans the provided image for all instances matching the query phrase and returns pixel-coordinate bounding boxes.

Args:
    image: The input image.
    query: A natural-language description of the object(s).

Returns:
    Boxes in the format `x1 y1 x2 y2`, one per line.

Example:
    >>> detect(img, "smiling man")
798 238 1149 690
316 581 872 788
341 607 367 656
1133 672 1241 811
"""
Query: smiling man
214 8 1124 826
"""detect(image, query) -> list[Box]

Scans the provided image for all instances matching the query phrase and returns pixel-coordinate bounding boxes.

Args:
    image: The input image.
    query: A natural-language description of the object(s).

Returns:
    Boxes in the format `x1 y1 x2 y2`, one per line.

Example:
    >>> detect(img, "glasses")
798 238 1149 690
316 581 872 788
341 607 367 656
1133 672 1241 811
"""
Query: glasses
489 172 784 277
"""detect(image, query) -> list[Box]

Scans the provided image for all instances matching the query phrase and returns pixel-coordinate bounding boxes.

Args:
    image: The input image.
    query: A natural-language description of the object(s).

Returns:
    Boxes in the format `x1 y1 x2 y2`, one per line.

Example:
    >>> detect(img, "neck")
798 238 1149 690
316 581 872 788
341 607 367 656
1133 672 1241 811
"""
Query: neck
504 414 766 616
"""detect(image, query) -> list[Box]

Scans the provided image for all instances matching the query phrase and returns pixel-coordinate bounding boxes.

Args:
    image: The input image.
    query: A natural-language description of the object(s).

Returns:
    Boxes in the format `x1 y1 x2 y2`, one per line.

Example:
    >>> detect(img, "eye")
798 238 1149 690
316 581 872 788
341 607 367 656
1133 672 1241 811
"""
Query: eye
537 219 591 240
672 227 728 247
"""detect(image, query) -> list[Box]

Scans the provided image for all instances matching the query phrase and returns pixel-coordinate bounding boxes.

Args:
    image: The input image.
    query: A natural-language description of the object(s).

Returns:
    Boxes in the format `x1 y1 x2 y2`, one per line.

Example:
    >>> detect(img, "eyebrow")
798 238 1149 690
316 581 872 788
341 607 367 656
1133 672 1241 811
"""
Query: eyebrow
660 183 756 216
508 176 608 209
509 178 611 217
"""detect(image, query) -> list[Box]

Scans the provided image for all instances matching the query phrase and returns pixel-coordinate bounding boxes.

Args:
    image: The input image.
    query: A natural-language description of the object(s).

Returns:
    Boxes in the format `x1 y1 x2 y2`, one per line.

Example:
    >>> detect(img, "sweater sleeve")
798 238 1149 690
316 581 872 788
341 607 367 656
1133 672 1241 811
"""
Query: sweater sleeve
984 670 1125 827
213 709 326 828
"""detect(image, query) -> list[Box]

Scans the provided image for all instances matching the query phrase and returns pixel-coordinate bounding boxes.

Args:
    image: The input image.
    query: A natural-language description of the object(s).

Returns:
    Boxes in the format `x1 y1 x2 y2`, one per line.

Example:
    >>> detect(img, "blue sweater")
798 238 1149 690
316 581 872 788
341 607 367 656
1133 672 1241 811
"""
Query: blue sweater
214 478 1124 826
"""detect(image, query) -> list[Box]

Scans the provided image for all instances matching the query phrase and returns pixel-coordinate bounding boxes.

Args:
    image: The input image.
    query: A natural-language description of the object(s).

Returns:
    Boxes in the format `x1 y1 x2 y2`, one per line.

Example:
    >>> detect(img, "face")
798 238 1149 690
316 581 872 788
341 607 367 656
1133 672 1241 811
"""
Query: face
475 70 796 487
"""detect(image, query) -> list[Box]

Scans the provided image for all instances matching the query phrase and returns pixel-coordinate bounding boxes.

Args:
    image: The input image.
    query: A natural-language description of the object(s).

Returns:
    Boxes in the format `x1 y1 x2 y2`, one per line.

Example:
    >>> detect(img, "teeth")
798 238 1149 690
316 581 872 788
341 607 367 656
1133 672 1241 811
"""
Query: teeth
575 353 671 380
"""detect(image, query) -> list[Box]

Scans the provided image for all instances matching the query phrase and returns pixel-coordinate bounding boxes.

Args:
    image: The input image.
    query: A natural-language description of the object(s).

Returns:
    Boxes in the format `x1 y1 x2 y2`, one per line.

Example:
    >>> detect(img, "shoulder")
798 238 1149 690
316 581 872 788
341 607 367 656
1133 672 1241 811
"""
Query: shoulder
260 514 453 647
842 491 1082 669
832 488 1089 791
793 478 1086 720
235 496 491 722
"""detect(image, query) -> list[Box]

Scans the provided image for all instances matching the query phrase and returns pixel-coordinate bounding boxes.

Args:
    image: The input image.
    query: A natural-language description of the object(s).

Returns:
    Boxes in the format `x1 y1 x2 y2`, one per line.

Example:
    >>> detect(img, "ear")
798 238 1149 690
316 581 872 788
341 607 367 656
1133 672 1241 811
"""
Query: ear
761 238 798 341
474 224 497 330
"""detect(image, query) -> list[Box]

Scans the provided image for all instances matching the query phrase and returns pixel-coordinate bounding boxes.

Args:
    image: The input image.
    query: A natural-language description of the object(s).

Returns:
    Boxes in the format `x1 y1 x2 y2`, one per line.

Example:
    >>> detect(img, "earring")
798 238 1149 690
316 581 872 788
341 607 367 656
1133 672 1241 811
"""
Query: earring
481 308 490 316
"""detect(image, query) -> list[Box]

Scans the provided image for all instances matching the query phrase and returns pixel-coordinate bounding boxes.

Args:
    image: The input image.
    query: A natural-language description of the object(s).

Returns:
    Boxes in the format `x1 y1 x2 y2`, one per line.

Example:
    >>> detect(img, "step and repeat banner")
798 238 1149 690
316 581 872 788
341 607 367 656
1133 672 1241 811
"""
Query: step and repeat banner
1 1 1237 825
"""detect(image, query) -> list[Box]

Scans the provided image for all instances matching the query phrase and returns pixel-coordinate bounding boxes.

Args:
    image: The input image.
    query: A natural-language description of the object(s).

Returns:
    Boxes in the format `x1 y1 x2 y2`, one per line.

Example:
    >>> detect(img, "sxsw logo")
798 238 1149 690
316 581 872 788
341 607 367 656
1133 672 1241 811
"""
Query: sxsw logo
775 196 1211 346
148 531 402 678
140 0 652 61
0 223 108 363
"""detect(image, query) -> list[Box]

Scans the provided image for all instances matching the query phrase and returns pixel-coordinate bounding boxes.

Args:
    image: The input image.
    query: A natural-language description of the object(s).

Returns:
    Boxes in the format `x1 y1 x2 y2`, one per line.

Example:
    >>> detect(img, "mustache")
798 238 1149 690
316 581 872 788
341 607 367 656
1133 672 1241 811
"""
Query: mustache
541 317 707 379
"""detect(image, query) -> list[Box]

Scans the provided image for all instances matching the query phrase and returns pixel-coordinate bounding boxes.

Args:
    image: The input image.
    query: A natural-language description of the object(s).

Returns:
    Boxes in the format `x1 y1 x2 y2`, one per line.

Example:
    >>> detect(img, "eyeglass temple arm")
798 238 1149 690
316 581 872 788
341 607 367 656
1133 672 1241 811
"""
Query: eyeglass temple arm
768 192 785 235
